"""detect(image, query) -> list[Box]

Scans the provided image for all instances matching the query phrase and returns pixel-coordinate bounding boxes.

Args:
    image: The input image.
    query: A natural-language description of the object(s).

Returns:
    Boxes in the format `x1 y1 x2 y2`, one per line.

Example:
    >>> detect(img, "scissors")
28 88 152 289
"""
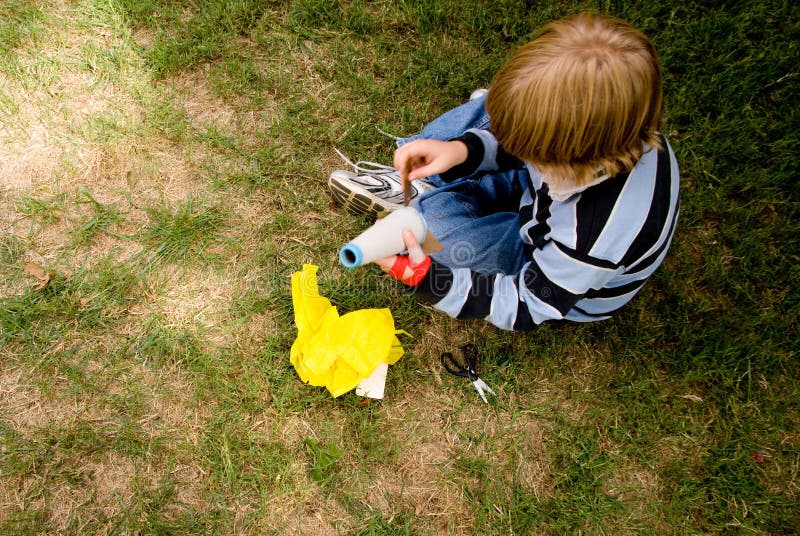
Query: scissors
440 343 496 404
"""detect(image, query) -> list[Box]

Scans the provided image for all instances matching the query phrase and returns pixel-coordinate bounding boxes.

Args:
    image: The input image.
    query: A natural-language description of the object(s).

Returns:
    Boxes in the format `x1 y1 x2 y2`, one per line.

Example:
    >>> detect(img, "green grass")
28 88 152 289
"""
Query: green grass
69 189 125 245
0 0 798 534
17 193 67 225
0 0 44 54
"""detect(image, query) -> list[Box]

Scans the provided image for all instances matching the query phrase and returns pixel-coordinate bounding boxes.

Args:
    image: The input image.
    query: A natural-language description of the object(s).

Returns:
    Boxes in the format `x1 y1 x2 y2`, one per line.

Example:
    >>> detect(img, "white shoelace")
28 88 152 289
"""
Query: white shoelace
375 126 402 141
333 147 399 177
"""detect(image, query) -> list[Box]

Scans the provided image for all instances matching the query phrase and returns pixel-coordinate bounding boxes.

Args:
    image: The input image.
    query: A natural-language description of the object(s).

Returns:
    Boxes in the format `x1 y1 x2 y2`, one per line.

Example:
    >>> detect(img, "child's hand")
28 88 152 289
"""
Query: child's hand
394 139 468 181
374 228 431 286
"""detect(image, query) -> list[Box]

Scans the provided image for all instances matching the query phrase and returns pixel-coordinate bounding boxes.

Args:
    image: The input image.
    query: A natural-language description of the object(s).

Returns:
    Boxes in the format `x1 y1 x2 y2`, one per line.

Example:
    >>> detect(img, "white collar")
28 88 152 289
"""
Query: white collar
545 173 610 201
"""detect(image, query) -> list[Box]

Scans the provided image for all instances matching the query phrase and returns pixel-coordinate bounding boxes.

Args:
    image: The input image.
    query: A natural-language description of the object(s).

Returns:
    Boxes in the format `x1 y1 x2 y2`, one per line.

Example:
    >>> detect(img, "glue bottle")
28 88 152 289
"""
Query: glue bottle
339 207 427 268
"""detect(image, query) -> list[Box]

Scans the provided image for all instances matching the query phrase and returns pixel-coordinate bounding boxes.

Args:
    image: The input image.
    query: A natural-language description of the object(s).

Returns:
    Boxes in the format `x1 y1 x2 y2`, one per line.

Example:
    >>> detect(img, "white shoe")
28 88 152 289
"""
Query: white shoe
328 150 436 218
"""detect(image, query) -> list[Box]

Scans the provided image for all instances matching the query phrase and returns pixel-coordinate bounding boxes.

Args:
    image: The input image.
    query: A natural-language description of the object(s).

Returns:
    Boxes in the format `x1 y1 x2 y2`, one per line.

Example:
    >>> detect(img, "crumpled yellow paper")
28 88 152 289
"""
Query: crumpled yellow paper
290 264 406 397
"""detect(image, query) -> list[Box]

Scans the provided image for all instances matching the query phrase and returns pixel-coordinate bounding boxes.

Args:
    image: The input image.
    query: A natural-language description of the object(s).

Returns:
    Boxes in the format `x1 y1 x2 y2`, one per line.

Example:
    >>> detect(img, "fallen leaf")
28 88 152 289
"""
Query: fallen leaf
24 261 55 289
23 261 47 279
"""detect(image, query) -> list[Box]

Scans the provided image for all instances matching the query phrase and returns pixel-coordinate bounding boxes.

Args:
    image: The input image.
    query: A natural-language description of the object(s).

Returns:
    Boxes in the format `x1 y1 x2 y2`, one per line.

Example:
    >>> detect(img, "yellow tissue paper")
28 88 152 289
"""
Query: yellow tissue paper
290 264 406 398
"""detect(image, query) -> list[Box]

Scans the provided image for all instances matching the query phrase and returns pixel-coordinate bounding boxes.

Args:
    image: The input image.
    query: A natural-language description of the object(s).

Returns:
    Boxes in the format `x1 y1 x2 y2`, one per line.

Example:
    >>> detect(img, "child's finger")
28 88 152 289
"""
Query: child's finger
403 229 426 265
394 140 435 174
374 254 397 272
393 142 420 171
407 161 440 181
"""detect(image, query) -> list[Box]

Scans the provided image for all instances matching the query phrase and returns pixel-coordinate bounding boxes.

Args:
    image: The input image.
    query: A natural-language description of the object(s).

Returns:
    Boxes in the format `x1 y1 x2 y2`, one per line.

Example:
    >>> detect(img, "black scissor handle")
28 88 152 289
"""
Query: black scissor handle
440 351 469 378
440 343 480 381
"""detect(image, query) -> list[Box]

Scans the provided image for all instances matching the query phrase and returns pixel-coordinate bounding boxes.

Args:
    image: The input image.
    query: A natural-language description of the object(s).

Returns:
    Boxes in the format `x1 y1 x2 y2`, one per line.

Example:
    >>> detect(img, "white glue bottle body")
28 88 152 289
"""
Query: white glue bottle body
339 207 427 268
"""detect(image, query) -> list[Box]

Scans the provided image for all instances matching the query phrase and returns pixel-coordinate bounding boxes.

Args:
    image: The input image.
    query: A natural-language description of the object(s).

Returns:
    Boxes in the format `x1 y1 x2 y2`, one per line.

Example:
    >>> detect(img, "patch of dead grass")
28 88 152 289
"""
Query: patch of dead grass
150 265 236 333
0 120 62 192
256 496 356 535
604 462 667 532
343 364 553 534
170 68 278 131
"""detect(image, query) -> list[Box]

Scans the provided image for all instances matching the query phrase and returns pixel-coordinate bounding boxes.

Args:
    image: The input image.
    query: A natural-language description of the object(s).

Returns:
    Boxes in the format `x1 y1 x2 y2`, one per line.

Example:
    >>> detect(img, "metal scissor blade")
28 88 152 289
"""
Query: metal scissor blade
472 378 495 404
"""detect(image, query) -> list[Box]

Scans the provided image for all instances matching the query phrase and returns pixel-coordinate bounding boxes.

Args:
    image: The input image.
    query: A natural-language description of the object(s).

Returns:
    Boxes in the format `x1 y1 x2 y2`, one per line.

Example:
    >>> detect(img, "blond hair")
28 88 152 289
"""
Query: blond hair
485 13 663 188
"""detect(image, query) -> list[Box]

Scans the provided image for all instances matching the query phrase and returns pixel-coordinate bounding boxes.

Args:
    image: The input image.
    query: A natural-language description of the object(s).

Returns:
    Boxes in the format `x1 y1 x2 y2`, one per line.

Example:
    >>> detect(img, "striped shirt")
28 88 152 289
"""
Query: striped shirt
412 128 680 330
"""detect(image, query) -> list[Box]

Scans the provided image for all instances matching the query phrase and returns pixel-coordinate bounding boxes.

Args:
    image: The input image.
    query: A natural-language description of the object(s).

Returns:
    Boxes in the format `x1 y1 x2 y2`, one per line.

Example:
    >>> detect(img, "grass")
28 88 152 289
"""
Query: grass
0 0 798 534
0 0 44 55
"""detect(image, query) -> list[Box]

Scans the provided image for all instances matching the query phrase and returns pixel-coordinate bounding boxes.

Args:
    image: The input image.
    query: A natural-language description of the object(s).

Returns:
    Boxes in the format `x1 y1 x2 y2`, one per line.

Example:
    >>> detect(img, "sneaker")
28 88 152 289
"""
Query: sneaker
328 149 436 218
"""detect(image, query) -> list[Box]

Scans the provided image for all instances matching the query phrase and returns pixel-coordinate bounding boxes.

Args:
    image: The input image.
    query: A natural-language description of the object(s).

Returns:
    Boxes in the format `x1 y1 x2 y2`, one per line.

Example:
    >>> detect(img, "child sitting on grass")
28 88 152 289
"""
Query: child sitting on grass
328 12 679 331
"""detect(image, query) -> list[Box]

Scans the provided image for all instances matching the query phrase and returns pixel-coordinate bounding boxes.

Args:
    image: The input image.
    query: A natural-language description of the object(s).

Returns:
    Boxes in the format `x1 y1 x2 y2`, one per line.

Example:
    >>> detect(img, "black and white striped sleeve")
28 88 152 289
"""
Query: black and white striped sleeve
439 129 525 182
